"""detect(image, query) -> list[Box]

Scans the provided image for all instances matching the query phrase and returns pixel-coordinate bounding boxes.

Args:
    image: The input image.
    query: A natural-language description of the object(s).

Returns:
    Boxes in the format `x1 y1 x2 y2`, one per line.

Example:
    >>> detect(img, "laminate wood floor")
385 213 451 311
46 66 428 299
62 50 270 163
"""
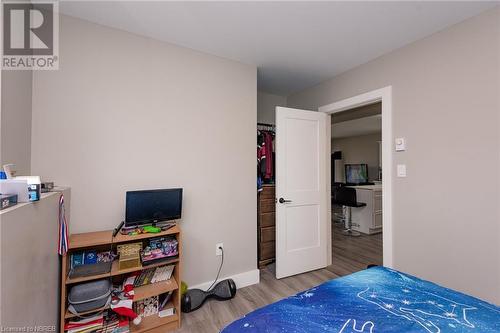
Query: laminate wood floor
327 223 383 277
175 223 382 333
175 266 338 333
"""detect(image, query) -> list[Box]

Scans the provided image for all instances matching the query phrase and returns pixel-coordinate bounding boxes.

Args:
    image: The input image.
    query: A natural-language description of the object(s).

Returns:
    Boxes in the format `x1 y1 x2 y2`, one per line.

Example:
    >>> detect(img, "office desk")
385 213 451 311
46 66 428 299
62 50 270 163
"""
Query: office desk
347 184 382 234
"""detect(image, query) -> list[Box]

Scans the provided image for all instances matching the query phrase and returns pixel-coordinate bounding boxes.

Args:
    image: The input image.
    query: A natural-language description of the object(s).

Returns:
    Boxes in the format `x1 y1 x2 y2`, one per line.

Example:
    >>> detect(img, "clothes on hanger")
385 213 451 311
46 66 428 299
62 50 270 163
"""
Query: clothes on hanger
257 175 263 192
263 132 273 180
257 129 274 188
257 131 266 178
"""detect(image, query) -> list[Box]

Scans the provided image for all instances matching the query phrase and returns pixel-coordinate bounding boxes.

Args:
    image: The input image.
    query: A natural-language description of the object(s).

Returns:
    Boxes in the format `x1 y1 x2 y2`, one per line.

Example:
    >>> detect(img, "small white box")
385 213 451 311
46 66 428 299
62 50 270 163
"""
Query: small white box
158 307 175 318
14 176 41 185
0 179 29 202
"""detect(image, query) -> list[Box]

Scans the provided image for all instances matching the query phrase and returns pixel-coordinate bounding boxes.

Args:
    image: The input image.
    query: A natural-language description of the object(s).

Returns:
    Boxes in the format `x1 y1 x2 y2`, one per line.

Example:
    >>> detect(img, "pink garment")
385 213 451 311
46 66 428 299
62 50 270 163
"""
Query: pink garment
263 132 273 180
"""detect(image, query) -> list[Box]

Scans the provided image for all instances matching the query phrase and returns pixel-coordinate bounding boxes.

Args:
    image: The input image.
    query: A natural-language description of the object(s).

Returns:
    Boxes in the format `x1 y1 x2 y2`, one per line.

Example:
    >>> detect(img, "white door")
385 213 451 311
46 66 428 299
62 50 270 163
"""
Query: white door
275 106 330 279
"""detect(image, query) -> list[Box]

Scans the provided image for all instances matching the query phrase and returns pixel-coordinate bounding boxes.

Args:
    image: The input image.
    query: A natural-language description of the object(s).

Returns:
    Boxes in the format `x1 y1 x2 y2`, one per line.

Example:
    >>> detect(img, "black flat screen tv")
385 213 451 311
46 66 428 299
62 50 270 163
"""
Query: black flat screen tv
125 188 183 227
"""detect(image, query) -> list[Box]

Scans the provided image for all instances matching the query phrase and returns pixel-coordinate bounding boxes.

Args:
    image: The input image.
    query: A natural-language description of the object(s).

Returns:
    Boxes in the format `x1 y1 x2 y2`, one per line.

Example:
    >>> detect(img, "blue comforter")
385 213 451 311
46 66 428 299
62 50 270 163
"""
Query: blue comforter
222 267 499 333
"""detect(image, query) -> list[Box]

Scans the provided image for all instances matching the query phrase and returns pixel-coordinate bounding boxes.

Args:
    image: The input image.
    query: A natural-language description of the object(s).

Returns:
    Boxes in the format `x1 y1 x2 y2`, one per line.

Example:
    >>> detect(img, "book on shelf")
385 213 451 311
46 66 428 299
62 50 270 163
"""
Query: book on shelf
65 313 103 333
151 265 174 283
134 296 159 318
98 312 129 333
65 310 129 333
159 291 173 310
141 255 178 267
158 291 175 318
133 264 174 287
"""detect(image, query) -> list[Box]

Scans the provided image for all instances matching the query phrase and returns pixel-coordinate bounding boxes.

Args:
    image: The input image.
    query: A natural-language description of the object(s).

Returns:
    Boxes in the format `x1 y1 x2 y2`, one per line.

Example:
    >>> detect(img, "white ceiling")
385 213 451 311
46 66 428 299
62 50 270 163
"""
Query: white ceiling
332 115 381 139
59 1 497 96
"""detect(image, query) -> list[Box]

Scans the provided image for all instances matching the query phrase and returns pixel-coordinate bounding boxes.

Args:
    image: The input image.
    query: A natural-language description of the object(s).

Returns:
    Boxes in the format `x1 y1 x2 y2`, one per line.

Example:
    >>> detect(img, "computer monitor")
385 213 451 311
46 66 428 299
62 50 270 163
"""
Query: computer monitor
345 164 369 184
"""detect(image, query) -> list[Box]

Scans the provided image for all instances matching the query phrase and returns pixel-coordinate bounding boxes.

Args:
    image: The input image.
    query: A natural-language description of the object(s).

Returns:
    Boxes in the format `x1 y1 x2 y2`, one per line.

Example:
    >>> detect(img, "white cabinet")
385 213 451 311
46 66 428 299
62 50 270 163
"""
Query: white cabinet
350 185 382 234
373 190 382 229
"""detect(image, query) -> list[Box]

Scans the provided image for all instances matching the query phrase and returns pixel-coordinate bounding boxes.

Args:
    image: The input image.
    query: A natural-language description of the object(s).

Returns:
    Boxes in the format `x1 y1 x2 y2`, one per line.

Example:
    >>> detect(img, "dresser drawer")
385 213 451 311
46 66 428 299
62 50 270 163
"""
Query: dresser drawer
260 186 275 200
259 212 275 227
260 227 275 243
259 199 275 213
260 241 275 260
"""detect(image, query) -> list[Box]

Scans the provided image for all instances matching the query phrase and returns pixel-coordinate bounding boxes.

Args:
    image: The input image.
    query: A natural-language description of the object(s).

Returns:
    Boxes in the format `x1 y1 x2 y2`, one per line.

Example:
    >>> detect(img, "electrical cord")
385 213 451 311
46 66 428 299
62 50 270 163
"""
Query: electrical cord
206 246 224 292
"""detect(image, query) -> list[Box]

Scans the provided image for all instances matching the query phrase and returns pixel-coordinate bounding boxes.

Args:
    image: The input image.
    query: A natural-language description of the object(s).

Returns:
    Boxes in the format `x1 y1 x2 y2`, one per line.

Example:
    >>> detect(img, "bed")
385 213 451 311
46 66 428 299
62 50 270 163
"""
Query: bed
221 266 499 333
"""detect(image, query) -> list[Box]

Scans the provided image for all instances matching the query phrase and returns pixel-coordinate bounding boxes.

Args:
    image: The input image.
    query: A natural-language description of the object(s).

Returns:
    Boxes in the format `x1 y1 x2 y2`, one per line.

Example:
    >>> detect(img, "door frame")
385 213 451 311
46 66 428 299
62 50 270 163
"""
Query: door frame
318 86 393 268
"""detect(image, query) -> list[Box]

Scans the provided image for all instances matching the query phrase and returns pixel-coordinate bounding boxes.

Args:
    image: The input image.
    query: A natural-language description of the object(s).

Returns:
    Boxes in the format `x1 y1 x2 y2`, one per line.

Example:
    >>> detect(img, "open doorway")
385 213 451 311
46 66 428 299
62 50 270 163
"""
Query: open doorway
258 87 392 280
319 86 393 274
329 102 383 276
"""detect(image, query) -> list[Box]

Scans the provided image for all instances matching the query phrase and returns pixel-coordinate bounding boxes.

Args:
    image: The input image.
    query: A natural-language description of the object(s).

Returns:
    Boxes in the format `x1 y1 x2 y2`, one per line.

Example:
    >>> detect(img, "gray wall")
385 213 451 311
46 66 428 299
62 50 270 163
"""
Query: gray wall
288 8 500 304
1 71 32 176
332 133 381 181
257 91 286 125
31 15 257 287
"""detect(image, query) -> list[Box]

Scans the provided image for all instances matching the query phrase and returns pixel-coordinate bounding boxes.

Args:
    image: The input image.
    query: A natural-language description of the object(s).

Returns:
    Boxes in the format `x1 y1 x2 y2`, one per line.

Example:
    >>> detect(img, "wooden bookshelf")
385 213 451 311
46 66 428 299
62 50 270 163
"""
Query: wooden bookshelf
60 225 182 333
65 258 180 285
110 257 180 277
113 226 180 244
130 313 179 333
65 270 111 285
134 278 179 301
65 305 110 319
69 230 113 249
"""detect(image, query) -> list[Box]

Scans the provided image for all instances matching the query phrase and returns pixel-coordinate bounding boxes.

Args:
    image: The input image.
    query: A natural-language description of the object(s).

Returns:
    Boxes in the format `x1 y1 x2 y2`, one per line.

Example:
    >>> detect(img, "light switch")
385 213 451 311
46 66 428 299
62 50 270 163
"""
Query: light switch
397 164 407 177
395 137 406 151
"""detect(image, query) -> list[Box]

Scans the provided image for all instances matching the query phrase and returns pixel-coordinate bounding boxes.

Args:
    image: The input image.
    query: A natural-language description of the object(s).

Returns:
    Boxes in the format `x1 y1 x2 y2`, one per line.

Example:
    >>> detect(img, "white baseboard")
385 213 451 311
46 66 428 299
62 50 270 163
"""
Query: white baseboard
190 269 260 291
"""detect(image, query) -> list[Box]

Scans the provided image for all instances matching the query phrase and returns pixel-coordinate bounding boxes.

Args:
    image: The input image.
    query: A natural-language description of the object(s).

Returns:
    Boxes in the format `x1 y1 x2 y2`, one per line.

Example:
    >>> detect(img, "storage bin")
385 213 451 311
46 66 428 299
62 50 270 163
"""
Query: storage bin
68 279 112 314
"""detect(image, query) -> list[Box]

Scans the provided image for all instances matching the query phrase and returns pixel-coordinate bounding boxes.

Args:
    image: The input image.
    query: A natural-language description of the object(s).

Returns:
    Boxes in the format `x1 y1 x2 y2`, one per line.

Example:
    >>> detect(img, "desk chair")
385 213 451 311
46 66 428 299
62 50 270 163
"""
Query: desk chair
332 183 346 223
335 187 366 237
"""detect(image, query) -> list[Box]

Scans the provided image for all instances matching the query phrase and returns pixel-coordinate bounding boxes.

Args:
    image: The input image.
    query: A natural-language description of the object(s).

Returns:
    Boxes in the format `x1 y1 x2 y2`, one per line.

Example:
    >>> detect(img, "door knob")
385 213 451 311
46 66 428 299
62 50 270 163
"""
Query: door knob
278 198 292 204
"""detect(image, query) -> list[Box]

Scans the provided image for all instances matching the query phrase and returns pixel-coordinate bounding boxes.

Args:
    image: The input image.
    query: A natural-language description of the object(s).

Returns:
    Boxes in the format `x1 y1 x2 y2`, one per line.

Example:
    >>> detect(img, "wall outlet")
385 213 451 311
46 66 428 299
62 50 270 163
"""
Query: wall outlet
216 243 224 256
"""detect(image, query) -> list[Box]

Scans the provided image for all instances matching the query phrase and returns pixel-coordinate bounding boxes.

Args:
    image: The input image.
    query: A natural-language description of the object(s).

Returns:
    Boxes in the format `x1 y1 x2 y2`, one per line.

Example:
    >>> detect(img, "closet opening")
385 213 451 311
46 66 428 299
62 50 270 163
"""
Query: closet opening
257 122 276 269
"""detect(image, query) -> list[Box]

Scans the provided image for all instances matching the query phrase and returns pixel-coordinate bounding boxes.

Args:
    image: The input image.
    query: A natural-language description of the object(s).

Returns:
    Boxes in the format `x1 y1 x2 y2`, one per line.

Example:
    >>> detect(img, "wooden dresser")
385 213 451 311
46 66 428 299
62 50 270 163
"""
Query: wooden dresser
258 184 276 268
